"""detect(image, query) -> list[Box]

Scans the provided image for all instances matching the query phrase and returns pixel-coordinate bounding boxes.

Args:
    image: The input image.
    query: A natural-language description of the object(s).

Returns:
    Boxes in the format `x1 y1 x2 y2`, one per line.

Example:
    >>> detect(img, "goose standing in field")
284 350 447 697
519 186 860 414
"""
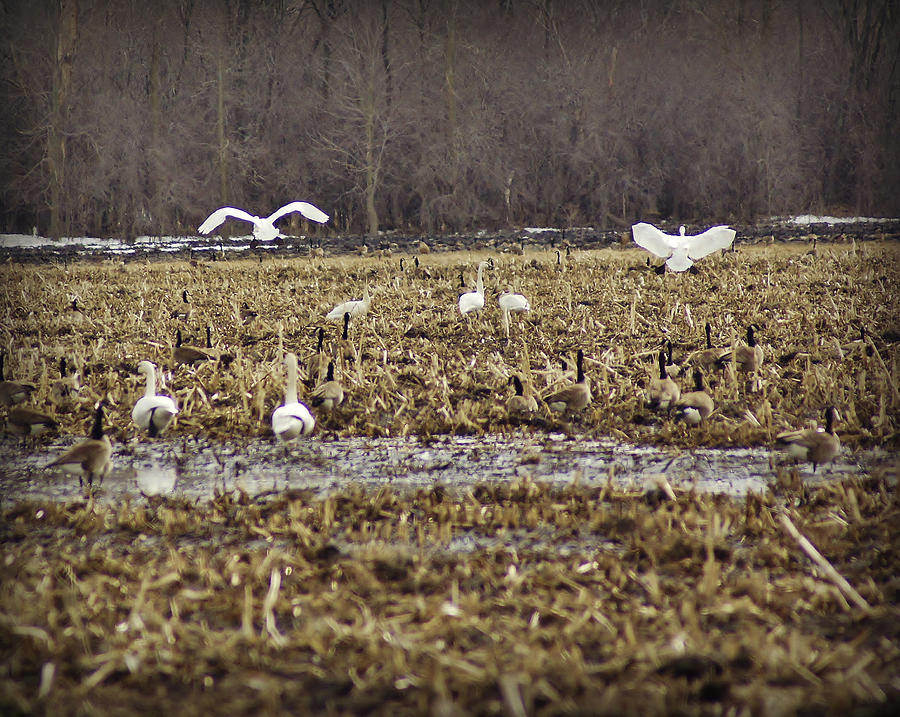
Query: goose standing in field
506 374 539 416
646 351 681 411
310 360 345 410
717 324 764 374
326 284 372 321
272 353 315 441
0 352 36 407
173 328 212 367
544 349 591 414
689 323 721 372
171 290 193 321
458 261 487 316
132 361 178 437
498 291 530 337
776 407 841 472
631 223 736 272
306 327 328 386
50 357 81 412
198 201 329 241
6 406 58 440
337 312 358 364
47 401 112 488
674 369 714 425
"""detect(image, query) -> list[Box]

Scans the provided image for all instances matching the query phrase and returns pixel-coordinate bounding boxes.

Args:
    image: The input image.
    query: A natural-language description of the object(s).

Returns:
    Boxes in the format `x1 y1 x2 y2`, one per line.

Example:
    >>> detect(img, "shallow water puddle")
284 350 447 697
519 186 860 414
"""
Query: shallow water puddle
0 434 891 505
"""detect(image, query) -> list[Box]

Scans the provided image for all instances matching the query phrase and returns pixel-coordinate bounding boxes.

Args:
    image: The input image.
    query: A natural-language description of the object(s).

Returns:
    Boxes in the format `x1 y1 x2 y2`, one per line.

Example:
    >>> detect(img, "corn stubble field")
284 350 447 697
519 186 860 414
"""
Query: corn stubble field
2 239 899 715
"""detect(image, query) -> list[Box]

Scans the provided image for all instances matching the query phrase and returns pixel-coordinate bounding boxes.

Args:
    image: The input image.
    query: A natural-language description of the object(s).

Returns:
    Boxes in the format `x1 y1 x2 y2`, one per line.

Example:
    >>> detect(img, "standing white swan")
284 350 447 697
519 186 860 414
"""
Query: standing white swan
132 361 179 437
631 223 736 272
326 285 371 321
272 353 315 440
498 291 530 337
458 261 487 315
199 202 330 241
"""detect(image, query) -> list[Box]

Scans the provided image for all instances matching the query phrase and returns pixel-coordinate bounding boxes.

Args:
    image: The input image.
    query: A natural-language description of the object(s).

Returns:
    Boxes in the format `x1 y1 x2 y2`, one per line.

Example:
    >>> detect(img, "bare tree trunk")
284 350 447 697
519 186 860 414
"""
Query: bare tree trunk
364 48 379 237
48 0 79 240
216 43 229 208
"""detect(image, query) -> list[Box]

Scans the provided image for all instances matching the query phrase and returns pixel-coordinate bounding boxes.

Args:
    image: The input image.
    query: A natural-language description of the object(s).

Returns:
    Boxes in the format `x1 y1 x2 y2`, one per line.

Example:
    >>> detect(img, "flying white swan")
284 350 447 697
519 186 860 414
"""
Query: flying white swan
132 361 179 437
272 353 315 441
631 223 736 272
198 201 330 241
326 285 371 321
458 261 487 315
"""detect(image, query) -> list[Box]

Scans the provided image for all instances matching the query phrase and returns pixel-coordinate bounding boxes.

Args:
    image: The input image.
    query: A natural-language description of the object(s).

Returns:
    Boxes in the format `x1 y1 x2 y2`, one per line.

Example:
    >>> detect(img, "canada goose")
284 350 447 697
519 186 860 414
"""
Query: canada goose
631 223 736 271
173 328 211 366
132 361 178 437
544 349 591 413
338 312 358 363
458 261 487 315
413 255 432 279
50 357 80 412
272 353 315 440
327 284 372 321
646 351 681 411
507 375 539 415
171 290 192 321
718 324 764 373
68 297 87 323
198 201 329 241
240 301 258 323
689 323 720 371
306 327 328 386
674 369 714 424
310 361 345 410
663 339 681 378
47 401 112 487
7 406 58 438
776 407 841 472
0 353 37 407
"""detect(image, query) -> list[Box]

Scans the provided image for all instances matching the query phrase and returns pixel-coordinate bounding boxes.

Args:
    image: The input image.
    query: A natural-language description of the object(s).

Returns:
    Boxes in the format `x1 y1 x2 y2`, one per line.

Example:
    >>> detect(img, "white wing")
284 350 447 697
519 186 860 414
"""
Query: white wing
632 223 676 258
272 402 315 438
686 225 736 260
198 207 257 234
267 201 330 225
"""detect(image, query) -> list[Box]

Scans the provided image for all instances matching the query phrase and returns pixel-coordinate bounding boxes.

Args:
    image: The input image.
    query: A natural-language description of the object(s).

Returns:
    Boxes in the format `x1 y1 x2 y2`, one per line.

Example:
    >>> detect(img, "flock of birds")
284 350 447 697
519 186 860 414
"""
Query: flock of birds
0 202 852 491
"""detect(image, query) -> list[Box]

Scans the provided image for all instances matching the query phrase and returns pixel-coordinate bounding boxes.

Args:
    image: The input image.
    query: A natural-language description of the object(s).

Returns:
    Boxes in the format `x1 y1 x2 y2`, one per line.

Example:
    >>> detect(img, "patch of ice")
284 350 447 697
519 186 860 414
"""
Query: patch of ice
789 215 897 225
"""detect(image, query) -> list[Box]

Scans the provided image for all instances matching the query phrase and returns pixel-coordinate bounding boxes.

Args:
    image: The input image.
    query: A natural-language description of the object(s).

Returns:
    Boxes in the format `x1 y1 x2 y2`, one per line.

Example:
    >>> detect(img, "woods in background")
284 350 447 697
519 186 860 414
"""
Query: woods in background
0 0 896 238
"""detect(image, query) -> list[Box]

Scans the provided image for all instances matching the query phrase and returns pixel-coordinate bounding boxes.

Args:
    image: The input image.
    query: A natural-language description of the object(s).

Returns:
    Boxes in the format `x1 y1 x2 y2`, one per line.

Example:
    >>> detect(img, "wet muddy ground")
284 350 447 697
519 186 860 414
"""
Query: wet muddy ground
0 434 895 506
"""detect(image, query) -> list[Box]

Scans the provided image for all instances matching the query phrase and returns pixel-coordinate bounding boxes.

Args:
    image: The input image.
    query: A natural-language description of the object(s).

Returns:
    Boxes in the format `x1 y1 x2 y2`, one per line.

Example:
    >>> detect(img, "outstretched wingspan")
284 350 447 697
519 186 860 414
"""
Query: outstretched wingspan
267 201 330 225
687 226 736 260
631 222 675 259
198 207 257 234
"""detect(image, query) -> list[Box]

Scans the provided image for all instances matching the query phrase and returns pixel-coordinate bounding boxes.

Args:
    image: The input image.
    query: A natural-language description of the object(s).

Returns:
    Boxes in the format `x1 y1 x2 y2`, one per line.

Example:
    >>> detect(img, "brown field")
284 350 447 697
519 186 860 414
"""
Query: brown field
1 240 899 715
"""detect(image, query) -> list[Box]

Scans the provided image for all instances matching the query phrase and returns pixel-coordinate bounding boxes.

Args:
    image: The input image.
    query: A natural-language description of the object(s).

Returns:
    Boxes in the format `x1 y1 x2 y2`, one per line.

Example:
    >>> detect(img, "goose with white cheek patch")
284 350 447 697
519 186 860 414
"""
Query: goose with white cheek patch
132 361 178 437
674 369 714 424
646 351 681 411
776 407 841 472
47 401 112 488
544 349 591 414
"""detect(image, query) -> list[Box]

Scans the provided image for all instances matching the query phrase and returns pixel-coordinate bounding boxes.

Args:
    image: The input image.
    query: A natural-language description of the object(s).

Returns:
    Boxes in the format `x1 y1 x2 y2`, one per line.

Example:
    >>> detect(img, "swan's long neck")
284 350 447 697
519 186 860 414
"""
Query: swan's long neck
144 366 158 398
476 263 485 294
285 354 299 404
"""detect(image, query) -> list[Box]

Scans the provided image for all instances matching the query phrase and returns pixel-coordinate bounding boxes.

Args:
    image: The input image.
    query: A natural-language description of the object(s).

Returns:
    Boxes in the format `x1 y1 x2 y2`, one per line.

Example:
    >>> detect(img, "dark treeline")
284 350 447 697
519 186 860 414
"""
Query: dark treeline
1 0 897 239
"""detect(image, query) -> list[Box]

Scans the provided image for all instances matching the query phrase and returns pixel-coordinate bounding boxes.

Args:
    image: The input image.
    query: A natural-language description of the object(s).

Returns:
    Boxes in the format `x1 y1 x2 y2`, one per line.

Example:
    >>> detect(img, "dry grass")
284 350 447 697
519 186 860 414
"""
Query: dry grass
1 240 897 449
1 239 899 714
1 476 898 715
